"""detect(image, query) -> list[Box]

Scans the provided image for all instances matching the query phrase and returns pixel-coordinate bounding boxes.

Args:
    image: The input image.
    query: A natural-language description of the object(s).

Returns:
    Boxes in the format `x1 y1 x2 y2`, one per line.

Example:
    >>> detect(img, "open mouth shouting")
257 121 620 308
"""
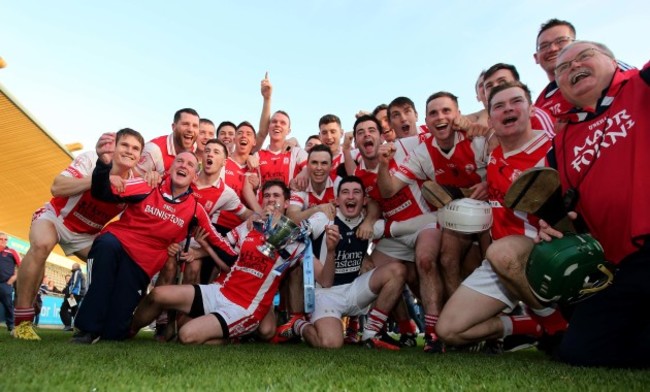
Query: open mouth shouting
341 199 361 216
502 115 518 126
570 69 591 85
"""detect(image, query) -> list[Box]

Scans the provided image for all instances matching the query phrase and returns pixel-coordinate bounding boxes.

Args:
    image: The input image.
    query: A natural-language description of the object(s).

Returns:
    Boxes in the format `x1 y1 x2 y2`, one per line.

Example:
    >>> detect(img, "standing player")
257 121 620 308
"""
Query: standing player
483 63 555 138
136 108 200 176
304 135 322 153
196 118 217 162
390 92 489 299
318 114 347 178
216 121 260 233
129 180 308 344
256 77 308 187
436 82 564 350
0 232 20 332
216 121 237 154
286 144 339 224
71 151 237 343
352 115 436 350
377 92 488 353
12 129 144 340
282 177 407 350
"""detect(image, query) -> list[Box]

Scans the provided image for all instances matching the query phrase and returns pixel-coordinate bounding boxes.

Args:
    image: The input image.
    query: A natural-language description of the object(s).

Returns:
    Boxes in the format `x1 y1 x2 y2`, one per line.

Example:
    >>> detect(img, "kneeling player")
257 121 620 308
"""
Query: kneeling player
130 180 307 344
282 177 407 350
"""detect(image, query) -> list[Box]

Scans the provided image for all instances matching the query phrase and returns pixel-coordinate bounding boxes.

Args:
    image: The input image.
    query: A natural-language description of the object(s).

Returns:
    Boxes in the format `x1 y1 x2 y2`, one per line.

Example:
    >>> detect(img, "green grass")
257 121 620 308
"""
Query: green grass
1 329 648 391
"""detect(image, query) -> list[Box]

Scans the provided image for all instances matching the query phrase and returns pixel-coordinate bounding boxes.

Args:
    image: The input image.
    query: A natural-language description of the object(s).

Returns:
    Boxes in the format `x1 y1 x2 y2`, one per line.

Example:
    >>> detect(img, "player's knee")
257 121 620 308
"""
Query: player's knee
318 334 343 349
29 236 56 258
439 250 459 271
435 316 462 345
415 253 437 274
256 322 276 341
177 327 200 345
486 240 525 277
386 262 407 283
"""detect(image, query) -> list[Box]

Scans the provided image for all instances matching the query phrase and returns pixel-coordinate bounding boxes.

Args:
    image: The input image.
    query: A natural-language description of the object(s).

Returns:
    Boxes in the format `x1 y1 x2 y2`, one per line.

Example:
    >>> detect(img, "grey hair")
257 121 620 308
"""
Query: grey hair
558 40 615 59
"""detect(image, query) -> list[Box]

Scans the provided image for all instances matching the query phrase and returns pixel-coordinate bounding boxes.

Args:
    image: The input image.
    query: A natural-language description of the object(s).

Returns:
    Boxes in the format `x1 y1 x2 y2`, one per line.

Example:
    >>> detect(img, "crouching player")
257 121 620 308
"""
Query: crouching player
129 180 308 344
281 176 407 350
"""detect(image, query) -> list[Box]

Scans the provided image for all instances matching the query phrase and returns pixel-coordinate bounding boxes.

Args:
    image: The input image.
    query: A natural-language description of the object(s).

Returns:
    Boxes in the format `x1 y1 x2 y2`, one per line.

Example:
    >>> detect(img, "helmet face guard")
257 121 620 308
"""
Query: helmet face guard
438 198 492 234
526 233 614 304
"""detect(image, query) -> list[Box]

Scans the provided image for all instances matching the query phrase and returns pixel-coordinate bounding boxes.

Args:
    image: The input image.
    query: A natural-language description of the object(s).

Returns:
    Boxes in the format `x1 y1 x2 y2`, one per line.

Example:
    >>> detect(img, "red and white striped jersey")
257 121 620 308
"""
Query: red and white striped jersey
46 151 131 234
217 157 255 229
395 132 486 188
136 134 186 176
355 158 432 222
192 177 247 228
290 177 341 210
257 147 308 186
532 107 556 138
487 131 551 240
221 223 305 320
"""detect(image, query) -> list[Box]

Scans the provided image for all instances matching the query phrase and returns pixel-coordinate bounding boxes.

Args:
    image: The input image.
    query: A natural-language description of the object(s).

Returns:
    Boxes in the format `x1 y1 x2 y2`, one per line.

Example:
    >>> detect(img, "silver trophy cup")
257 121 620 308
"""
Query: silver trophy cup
257 214 302 258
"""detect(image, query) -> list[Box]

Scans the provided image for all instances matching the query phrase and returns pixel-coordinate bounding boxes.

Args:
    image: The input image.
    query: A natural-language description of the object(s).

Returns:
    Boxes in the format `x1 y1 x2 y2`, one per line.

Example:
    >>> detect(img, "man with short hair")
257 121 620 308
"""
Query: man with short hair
304 135 322 152
256 75 308 188
136 108 200 175
284 177 407 350
13 129 144 340
216 121 237 153
387 96 427 140
196 118 217 161
318 114 347 178
483 63 555 138
286 144 339 224
0 232 20 332
372 104 396 143
129 180 308 345
217 122 260 232
377 92 490 353
543 41 650 367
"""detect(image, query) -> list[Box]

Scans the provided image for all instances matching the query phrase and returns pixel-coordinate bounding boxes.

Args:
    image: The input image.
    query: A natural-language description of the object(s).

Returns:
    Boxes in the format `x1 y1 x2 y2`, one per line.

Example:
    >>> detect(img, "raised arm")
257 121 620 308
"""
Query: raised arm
314 224 340 288
254 72 272 153
376 143 407 198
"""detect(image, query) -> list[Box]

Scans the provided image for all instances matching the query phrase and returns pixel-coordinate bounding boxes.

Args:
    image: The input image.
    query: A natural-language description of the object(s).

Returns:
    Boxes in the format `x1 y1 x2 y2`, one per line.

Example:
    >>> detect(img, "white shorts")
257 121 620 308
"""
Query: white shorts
310 269 377 323
461 259 517 311
33 206 96 256
374 235 417 262
373 223 437 262
198 284 260 338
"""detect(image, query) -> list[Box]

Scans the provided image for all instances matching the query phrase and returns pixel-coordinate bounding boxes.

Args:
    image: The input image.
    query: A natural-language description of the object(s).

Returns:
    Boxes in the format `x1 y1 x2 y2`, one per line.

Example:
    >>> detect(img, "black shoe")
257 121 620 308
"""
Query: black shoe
423 335 446 354
537 331 563 357
503 335 537 352
399 333 418 348
378 330 400 346
482 339 504 355
70 331 100 344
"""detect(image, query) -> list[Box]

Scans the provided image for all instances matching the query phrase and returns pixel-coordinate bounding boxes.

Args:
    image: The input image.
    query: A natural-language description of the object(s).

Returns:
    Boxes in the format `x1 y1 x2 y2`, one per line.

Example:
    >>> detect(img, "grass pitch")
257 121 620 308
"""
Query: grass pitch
1 329 648 391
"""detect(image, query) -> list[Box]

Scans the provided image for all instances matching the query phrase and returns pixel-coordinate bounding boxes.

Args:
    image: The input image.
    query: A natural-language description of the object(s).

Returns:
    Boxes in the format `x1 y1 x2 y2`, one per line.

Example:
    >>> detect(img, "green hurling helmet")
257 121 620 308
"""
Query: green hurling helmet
526 233 614 304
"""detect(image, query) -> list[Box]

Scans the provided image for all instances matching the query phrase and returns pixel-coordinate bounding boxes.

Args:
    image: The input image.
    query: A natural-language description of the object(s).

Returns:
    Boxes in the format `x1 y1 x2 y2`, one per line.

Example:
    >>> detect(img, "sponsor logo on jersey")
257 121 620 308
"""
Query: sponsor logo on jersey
144 204 185 227
571 109 633 172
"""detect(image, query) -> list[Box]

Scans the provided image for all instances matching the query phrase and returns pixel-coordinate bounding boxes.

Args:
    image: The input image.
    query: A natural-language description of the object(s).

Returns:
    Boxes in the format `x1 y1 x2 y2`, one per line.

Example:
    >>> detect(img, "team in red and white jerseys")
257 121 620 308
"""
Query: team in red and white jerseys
10 24 648 369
